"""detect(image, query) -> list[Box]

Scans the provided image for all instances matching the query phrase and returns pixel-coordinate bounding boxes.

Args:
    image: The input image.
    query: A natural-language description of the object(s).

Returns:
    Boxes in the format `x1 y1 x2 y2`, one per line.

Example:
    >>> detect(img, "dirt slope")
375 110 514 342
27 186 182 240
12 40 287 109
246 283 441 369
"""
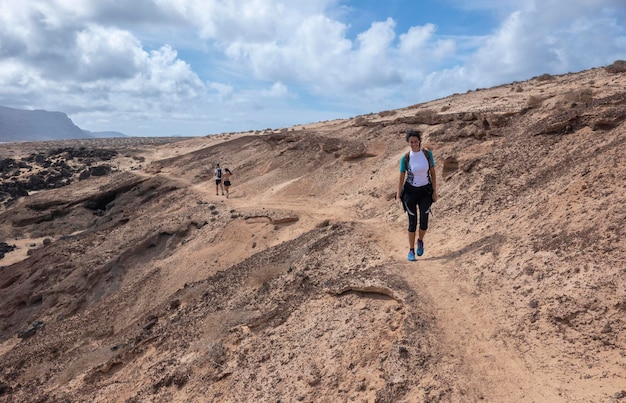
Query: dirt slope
0 65 625 402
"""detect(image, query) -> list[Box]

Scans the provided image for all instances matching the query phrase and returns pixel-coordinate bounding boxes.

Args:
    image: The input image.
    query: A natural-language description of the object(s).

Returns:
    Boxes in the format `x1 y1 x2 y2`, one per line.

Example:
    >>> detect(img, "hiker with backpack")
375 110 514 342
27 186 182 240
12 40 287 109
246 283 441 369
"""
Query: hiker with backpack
215 163 224 195
396 129 437 261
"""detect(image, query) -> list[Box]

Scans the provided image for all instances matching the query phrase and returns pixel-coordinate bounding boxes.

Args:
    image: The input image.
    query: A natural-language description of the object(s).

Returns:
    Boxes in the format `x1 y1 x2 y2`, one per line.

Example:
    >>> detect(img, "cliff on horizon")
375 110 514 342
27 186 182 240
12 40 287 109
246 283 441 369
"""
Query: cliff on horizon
0 106 126 142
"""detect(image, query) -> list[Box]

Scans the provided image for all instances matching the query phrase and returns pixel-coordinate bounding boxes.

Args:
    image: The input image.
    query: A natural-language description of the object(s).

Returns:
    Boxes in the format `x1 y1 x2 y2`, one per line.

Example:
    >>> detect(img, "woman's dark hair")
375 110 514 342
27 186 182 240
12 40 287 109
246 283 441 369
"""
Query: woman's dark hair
405 129 422 142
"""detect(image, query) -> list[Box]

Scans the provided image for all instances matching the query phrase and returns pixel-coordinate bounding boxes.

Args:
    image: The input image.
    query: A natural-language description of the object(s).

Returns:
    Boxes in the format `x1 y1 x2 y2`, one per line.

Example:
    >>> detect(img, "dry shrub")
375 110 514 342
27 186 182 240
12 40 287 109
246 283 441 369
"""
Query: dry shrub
526 95 545 107
606 60 626 74
208 342 227 367
379 110 397 117
353 116 367 126
414 108 438 122
561 88 593 105
534 73 554 82
407 108 442 125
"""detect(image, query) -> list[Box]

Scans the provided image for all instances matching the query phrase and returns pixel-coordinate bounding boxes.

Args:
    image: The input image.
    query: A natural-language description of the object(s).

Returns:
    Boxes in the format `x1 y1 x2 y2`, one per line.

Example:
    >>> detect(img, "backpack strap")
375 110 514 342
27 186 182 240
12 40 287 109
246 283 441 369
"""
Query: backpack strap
422 149 433 184
422 149 434 168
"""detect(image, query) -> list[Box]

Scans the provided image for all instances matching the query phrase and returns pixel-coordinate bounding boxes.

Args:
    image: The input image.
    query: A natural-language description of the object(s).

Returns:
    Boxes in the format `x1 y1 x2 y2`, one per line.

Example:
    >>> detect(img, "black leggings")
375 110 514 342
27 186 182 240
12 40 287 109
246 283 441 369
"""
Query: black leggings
402 183 433 232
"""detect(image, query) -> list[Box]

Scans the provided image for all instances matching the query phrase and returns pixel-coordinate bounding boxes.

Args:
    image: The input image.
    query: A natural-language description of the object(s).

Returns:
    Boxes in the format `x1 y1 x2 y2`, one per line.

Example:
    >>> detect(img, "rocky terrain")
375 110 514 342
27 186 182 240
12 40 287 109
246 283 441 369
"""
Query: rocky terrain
0 63 625 402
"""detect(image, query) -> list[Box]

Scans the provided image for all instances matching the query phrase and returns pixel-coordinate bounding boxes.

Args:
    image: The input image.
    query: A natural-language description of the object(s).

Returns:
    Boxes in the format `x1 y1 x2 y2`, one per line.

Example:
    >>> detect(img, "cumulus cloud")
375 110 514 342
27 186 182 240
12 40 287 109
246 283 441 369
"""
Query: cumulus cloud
262 82 292 98
0 1 208 125
0 0 624 136
409 1 625 105
398 24 456 71
224 14 352 85
75 26 144 80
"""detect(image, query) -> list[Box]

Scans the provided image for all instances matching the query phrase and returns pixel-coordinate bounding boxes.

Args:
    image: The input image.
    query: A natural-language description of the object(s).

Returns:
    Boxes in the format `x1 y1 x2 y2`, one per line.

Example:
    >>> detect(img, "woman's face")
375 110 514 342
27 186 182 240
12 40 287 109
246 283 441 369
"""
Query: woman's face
408 136 421 151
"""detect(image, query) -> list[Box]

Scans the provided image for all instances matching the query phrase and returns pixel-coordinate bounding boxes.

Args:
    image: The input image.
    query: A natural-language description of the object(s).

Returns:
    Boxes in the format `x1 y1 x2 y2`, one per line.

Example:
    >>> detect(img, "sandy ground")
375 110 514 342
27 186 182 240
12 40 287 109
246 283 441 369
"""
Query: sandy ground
0 65 625 402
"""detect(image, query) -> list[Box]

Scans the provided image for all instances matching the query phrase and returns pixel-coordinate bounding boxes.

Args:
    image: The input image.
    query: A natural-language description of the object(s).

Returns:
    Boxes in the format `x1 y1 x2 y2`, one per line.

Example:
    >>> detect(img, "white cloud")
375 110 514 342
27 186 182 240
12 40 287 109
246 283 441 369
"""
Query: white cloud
398 24 456 66
167 0 337 43
225 15 406 95
406 0 626 104
399 24 436 55
0 0 208 128
209 82 234 100
0 0 624 136
355 18 396 57
224 14 352 84
76 25 144 80
263 82 291 98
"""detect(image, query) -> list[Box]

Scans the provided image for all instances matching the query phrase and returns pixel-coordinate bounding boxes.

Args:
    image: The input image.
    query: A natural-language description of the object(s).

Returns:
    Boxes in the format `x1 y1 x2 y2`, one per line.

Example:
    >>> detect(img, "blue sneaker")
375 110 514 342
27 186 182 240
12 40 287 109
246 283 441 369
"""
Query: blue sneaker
407 250 416 261
416 240 424 256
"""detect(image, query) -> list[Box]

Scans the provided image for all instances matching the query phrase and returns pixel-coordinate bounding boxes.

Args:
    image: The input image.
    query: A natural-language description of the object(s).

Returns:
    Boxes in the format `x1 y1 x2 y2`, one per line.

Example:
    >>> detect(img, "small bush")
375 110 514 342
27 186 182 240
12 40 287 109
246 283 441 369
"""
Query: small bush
208 342 227 367
606 60 626 74
562 88 593 104
526 95 545 107
413 109 440 125
378 110 397 117
534 73 554 82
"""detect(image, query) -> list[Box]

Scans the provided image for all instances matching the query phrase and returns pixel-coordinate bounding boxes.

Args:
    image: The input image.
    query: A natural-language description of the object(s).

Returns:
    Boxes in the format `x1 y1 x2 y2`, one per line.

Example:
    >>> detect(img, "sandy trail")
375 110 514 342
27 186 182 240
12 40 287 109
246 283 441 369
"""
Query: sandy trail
184 173 556 401
371 220 563 402
0 163 560 401
132 165 567 402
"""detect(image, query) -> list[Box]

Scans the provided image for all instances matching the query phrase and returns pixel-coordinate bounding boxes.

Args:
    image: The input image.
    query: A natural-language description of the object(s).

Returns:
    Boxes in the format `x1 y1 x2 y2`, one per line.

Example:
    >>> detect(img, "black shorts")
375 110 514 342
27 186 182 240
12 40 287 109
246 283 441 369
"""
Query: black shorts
215 179 222 185
224 180 231 186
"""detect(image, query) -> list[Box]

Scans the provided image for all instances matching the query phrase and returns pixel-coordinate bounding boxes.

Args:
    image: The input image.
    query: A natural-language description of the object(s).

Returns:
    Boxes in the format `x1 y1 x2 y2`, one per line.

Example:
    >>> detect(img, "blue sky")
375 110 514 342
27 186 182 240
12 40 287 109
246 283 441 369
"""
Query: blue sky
0 1 625 137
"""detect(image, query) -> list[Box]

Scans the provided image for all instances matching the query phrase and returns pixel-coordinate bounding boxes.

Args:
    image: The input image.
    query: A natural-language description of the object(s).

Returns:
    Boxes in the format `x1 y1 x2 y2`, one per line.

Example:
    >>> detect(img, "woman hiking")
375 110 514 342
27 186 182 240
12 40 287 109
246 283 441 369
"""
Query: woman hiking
222 168 233 198
396 129 437 261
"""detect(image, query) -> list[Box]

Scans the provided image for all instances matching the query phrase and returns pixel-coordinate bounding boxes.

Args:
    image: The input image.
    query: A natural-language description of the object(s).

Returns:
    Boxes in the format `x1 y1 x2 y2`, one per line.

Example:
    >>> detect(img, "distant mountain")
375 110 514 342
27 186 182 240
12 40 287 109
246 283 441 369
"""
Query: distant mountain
0 106 126 142
84 130 128 139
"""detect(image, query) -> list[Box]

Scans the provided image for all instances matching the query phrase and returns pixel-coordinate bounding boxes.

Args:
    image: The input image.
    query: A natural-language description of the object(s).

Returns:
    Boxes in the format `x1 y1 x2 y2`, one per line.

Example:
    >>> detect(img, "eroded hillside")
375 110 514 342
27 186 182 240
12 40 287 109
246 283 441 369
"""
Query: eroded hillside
1 65 625 402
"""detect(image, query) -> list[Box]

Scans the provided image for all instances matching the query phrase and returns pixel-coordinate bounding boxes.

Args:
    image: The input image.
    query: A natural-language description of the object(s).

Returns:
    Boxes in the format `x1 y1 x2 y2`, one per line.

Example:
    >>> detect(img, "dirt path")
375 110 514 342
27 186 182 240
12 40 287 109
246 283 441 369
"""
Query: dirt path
374 223 564 402
111 167 622 401
161 172 562 401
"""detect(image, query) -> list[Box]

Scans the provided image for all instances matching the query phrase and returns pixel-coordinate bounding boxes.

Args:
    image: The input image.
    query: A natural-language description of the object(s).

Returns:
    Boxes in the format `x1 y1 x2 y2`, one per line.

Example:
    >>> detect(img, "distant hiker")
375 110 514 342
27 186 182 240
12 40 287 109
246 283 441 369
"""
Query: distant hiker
396 129 437 261
215 163 224 195
223 168 233 198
